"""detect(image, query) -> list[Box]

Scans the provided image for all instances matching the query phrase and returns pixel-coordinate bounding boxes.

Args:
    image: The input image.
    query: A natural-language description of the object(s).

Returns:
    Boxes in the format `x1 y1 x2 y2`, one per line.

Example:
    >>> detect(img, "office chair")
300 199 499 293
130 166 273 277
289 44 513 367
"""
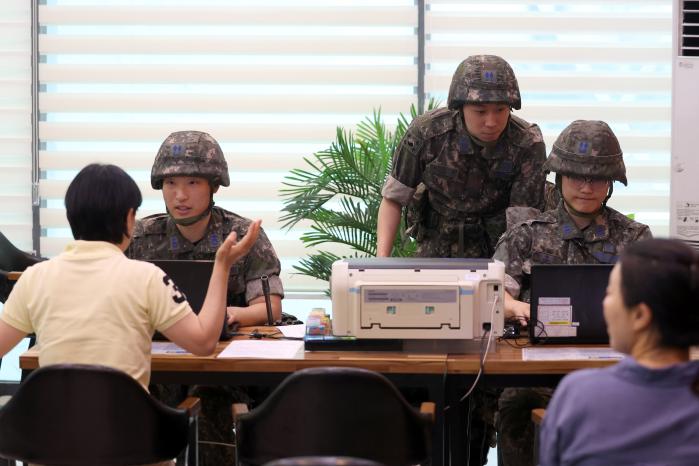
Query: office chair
263 457 385 466
0 364 201 466
0 230 43 303
233 367 434 466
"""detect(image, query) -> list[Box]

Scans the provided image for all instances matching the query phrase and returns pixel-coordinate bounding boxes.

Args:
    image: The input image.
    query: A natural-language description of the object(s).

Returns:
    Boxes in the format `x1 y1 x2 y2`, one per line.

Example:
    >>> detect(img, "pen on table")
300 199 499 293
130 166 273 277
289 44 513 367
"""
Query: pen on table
261 274 275 326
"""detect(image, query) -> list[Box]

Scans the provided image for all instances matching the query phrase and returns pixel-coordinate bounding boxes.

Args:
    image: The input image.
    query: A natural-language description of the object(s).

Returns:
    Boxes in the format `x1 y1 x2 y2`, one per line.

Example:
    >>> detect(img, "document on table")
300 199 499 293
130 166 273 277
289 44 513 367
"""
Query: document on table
277 324 305 339
217 340 304 359
522 347 624 361
151 342 190 354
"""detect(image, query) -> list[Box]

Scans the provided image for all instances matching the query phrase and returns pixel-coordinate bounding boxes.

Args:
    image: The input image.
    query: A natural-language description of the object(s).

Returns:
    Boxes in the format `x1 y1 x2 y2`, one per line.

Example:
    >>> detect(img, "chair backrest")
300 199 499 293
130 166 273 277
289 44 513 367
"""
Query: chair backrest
263 457 385 466
0 230 44 303
0 364 190 465
235 367 432 466
0 231 43 274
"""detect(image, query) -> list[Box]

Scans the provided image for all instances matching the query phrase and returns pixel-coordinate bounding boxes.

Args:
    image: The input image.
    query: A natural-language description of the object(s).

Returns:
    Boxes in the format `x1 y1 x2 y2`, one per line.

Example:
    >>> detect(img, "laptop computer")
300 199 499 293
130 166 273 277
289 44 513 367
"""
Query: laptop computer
148 260 232 341
529 264 614 344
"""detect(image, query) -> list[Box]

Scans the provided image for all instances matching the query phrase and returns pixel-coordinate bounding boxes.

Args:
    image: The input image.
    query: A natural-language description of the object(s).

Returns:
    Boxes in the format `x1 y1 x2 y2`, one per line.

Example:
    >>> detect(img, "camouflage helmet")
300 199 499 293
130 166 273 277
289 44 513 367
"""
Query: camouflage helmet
447 55 521 110
151 131 230 189
543 120 627 186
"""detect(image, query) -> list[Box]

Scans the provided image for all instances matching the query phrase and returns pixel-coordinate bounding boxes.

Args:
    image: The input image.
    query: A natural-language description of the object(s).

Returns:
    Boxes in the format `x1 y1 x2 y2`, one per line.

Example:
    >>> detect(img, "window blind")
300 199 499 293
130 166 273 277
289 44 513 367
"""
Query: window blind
38 0 418 292
35 0 673 294
0 0 32 253
426 0 672 236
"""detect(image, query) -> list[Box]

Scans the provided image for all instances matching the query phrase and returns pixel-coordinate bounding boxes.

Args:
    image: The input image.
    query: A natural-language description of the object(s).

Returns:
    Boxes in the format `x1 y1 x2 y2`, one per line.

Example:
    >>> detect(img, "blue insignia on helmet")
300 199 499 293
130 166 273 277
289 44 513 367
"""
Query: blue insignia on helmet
578 141 589 154
172 144 183 156
482 70 496 82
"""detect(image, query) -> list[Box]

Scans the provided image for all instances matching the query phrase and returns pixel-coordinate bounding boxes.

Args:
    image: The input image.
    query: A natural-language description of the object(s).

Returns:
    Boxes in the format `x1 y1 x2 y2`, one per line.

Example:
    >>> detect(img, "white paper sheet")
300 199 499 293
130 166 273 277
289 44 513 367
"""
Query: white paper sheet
217 340 304 359
277 324 306 339
522 347 624 361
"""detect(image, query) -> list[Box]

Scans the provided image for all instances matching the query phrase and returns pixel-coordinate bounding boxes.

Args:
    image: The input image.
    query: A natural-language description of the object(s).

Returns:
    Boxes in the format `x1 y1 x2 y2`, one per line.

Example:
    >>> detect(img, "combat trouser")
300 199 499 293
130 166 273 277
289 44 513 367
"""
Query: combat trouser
496 387 552 466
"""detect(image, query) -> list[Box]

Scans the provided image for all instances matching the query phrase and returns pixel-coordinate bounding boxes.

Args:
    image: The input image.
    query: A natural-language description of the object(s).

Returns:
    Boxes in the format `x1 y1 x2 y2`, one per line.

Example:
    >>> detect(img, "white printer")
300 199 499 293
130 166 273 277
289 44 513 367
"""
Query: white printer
330 258 505 352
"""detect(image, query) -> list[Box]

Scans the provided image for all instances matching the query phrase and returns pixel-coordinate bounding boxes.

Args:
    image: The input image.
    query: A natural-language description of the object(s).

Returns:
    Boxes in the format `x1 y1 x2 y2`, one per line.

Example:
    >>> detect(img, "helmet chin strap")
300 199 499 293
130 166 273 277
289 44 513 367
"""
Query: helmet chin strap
168 198 215 226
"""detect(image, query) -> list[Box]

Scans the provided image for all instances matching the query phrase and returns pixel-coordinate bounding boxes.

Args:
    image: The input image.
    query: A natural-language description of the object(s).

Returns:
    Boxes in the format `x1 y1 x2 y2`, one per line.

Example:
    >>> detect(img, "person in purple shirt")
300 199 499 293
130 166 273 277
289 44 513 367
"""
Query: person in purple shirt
539 238 699 466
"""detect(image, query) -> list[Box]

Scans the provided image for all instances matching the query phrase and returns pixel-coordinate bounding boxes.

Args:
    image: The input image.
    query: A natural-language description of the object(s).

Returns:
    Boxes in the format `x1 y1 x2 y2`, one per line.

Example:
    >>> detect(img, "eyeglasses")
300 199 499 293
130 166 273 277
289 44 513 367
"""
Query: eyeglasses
566 176 610 190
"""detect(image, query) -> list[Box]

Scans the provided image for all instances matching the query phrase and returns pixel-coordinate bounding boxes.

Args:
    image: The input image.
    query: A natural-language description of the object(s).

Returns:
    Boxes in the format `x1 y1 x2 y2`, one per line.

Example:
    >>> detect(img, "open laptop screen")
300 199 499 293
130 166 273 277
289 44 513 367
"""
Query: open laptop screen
146 260 232 341
529 264 614 344
148 260 214 313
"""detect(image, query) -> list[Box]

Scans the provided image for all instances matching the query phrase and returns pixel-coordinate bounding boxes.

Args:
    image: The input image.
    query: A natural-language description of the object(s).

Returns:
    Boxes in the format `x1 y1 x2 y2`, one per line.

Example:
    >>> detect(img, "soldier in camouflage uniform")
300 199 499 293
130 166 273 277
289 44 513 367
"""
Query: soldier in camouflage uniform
377 55 546 465
493 120 652 466
377 55 547 259
126 131 283 325
126 130 284 466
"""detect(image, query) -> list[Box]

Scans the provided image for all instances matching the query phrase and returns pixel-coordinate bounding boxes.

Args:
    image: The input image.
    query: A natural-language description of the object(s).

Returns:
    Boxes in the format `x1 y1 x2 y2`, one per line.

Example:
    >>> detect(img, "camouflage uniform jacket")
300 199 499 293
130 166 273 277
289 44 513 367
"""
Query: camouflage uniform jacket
126 206 283 306
493 202 652 302
382 107 546 258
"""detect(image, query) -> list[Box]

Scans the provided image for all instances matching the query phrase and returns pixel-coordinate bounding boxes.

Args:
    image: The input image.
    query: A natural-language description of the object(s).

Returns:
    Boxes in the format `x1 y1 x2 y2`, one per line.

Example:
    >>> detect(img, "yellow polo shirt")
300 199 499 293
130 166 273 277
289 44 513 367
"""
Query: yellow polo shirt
1 240 191 389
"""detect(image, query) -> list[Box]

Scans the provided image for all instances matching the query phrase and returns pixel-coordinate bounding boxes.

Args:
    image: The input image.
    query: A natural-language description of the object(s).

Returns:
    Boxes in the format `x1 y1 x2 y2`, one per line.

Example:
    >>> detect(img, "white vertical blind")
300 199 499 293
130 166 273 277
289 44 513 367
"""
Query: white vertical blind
32 0 674 293
426 0 672 236
38 0 418 291
0 0 32 253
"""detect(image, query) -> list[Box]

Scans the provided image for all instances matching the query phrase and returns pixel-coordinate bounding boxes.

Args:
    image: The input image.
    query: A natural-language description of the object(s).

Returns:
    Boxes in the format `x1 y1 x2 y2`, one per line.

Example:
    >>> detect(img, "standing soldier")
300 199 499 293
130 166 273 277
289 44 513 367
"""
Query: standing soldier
377 55 547 465
126 130 284 465
377 55 547 259
493 120 653 466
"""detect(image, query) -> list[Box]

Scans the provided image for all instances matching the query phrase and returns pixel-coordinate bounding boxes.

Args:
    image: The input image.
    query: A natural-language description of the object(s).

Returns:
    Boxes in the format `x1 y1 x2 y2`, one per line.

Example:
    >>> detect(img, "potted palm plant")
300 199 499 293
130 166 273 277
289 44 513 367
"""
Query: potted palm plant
280 101 437 286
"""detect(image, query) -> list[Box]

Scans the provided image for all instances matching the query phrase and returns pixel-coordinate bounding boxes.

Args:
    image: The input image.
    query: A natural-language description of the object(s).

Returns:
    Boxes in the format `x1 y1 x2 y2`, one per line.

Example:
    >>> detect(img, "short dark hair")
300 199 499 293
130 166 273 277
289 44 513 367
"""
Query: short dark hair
619 238 699 348
65 164 142 244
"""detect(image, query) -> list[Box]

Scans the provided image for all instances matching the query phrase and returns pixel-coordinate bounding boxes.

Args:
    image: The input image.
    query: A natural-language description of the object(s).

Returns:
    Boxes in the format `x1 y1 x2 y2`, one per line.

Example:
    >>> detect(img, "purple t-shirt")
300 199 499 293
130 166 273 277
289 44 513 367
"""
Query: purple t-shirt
539 357 699 466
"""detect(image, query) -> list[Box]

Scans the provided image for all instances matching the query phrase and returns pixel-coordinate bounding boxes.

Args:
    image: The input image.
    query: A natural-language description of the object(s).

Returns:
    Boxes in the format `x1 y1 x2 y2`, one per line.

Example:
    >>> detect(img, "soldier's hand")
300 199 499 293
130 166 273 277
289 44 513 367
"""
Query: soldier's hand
504 294 530 328
216 219 262 269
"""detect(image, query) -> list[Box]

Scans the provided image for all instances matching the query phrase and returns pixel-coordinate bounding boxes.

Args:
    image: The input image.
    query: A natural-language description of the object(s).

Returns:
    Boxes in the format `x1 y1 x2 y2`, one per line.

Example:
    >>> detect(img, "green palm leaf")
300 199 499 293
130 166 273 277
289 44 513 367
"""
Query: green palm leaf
279 100 439 285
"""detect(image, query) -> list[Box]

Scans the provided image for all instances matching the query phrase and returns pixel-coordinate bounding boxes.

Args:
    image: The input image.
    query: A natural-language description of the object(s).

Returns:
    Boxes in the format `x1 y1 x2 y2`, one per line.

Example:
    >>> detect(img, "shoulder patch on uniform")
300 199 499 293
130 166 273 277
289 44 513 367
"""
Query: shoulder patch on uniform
509 115 544 145
137 214 168 235
418 107 457 140
608 209 649 233
526 210 557 226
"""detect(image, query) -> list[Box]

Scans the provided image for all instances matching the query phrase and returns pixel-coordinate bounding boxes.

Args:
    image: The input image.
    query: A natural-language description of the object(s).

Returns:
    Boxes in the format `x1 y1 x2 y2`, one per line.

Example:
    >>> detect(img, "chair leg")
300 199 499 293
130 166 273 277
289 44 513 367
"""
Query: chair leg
188 415 199 466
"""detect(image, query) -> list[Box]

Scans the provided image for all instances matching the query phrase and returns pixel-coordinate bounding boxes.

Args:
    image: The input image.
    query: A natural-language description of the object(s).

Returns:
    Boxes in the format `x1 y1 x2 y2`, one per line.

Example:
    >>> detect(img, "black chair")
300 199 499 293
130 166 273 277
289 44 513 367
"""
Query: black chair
0 364 201 466
0 230 43 303
531 408 546 466
263 457 385 466
233 367 434 466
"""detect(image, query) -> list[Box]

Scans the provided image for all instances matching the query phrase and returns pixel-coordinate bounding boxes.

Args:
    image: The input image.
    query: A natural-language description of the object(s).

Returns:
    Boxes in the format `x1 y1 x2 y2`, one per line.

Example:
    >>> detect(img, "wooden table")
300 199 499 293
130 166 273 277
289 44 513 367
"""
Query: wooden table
19 338 617 466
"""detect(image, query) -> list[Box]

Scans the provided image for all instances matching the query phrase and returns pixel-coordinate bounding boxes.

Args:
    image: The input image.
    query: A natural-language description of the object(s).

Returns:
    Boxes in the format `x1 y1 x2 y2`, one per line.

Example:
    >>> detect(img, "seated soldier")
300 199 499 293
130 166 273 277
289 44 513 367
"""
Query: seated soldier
125 131 284 465
492 120 652 466
0 163 259 386
126 130 283 327
540 238 699 465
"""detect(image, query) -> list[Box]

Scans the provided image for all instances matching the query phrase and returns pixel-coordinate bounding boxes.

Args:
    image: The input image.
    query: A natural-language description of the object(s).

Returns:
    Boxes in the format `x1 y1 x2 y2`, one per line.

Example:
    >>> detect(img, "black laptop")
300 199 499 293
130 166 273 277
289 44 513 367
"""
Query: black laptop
529 264 614 344
148 260 231 341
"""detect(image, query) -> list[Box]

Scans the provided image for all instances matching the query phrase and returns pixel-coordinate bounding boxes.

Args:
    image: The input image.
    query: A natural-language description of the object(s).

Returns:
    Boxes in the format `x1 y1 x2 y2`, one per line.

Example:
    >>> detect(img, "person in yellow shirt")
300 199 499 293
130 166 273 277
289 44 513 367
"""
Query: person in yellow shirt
0 163 260 390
